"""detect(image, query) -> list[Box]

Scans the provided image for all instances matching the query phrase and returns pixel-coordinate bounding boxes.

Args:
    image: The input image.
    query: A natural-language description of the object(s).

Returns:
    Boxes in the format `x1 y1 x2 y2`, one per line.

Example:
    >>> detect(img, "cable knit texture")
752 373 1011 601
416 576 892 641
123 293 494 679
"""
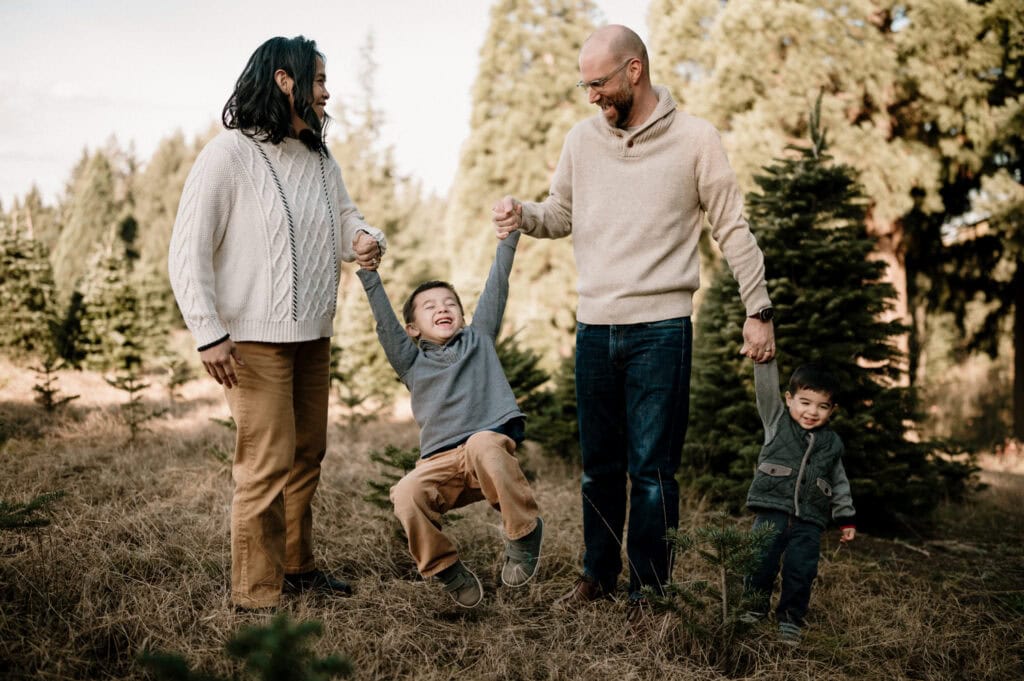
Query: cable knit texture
168 130 384 348
519 86 770 325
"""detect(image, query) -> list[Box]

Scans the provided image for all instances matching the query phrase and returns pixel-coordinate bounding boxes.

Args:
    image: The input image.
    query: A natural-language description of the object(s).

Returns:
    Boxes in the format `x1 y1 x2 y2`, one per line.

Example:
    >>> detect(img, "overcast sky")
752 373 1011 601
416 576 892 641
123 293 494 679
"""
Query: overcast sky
0 0 650 207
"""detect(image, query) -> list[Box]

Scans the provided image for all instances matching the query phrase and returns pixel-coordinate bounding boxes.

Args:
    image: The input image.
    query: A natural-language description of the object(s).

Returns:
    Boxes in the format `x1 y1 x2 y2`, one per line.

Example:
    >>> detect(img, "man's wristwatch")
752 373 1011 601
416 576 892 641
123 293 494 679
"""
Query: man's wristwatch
749 307 774 322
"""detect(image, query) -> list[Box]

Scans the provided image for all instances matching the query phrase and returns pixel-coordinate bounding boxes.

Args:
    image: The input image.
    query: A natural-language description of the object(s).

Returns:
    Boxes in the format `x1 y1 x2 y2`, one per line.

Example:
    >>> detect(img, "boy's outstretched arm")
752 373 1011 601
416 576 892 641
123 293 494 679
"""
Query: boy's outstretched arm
356 268 418 379
753 357 785 442
471 230 521 340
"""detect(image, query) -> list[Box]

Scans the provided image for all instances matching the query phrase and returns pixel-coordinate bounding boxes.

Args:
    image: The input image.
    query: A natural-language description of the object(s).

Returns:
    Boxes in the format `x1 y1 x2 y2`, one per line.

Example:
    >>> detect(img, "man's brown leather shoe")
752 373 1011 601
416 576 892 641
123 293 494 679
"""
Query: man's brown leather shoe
553 574 608 608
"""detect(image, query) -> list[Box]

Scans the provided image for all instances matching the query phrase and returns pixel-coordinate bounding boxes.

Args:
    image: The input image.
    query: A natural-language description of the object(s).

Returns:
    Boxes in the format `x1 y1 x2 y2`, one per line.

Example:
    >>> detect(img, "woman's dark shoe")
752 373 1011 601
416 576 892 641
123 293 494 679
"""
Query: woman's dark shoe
282 569 353 596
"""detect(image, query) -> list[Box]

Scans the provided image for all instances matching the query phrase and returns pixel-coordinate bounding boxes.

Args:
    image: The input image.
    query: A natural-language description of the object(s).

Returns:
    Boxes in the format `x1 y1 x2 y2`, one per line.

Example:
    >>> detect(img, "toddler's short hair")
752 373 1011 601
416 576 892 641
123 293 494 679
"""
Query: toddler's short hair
402 281 464 324
788 363 840 403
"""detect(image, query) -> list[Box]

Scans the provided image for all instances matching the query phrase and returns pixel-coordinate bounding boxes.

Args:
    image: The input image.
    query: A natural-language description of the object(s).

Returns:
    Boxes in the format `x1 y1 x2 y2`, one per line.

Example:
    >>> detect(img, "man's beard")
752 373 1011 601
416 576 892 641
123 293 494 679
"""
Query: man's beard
604 85 634 128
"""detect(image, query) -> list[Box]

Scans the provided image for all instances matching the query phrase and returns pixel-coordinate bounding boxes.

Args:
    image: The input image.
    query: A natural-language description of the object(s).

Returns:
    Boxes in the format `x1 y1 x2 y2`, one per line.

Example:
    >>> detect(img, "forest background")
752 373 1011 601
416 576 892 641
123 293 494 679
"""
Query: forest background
1 1 1023 680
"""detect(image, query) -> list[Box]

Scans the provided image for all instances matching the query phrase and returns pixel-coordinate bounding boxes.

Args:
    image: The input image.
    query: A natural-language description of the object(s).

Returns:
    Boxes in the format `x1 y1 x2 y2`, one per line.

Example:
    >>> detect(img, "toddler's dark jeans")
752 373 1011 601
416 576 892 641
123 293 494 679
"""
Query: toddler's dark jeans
745 510 822 626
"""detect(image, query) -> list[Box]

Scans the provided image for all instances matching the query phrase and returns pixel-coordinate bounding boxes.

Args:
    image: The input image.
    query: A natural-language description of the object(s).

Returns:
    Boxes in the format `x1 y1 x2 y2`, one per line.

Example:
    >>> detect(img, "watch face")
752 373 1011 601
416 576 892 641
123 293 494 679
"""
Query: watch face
759 307 774 322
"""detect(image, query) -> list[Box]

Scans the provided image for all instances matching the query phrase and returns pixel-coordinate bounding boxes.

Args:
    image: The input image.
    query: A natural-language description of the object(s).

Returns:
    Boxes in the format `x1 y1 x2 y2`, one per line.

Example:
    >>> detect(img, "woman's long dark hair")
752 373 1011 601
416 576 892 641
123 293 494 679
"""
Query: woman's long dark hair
222 36 328 150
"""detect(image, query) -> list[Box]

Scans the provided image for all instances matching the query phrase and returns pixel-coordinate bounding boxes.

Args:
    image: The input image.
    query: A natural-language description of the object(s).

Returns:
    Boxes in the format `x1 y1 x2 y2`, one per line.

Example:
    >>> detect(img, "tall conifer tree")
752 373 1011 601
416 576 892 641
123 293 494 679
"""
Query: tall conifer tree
684 104 973 525
52 150 127 300
0 217 58 359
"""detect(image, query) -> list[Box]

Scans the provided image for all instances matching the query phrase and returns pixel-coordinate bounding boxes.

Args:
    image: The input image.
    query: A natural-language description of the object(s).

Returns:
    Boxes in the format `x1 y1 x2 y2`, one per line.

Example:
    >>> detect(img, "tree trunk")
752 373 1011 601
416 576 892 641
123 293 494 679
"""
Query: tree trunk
866 215 911 385
1014 264 1024 440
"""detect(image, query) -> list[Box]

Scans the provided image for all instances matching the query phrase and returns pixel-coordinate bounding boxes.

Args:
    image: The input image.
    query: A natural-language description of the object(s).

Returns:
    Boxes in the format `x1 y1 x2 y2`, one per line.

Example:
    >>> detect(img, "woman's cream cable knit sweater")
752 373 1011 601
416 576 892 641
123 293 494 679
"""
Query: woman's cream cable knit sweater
168 130 385 349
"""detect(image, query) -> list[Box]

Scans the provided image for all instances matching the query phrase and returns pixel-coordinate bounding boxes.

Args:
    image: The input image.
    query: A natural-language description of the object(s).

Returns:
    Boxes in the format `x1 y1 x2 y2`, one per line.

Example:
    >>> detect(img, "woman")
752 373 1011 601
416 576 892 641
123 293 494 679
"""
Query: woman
169 35 385 610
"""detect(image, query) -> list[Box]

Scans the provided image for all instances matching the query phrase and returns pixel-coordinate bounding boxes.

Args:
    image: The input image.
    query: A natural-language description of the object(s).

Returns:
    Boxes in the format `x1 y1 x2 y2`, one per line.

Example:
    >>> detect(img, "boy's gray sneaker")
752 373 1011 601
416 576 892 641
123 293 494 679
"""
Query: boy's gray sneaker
778 620 802 646
501 517 544 587
437 561 483 608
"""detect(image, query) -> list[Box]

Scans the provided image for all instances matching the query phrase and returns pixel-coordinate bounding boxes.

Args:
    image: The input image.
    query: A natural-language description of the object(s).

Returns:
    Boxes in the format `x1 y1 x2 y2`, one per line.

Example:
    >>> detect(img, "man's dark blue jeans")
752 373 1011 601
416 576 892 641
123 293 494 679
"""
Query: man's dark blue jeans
745 510 823 626
575 317 692 597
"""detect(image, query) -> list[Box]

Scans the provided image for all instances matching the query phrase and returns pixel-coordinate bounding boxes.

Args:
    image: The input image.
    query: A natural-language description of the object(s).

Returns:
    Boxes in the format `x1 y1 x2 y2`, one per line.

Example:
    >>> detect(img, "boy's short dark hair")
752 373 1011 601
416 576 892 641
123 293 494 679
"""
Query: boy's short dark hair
402 281 464 324
788 363 840 403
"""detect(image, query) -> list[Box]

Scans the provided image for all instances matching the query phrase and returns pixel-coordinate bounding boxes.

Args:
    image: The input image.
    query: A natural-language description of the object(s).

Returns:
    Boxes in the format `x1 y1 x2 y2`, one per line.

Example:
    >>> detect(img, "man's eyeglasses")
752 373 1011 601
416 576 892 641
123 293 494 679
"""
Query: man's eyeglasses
576 59 634 90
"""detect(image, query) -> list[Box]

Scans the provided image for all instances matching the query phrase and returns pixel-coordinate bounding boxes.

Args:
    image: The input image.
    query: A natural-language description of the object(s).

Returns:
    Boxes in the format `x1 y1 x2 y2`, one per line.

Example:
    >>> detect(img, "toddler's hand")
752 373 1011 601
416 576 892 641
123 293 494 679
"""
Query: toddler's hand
840 526 856 543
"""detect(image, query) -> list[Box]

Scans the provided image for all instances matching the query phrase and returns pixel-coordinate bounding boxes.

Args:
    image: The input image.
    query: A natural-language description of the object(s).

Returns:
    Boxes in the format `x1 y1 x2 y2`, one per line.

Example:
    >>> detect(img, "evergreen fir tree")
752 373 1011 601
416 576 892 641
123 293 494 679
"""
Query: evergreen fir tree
139 613 352 681
524 352 580 462
364 444 421 512
0 218 59 360
31 355 79 412
76 235 148 371
683 102 974 527
659 514 775 629
52 150 125 300
0 491 65 532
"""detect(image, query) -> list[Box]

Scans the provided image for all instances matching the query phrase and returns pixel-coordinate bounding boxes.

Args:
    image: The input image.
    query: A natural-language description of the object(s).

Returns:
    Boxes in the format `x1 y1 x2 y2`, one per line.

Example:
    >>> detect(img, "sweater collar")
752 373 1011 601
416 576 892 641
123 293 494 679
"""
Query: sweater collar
598 85 678 138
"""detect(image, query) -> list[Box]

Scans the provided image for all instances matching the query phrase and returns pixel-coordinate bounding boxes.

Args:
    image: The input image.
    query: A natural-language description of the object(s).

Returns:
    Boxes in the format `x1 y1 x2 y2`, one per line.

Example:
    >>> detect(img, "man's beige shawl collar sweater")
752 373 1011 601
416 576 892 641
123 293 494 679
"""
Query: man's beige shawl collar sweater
520 86 770 325
168 130 384 349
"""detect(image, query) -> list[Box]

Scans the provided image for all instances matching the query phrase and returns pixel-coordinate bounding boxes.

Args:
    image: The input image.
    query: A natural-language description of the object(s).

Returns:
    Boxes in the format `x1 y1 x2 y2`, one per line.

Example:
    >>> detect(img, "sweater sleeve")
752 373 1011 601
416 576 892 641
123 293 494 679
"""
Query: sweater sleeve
754 359 785 442
696 125 771 316
519 136 574 239
356 269 418 379
332 163 386 262
470 231 520 340
829 453 857 524
167 140 235 349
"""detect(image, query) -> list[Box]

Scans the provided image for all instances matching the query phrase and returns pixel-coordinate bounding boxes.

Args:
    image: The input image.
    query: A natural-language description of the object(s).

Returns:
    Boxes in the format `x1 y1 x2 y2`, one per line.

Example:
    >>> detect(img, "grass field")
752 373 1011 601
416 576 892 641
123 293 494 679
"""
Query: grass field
2 359 1023 680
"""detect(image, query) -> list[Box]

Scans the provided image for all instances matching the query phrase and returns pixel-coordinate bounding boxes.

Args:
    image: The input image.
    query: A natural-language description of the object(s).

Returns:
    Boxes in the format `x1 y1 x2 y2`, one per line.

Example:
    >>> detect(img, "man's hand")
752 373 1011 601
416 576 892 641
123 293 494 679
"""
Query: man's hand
354 231 382 270
741 317 776 363
492 196 522 239
840 527 856 543
199 338 245 389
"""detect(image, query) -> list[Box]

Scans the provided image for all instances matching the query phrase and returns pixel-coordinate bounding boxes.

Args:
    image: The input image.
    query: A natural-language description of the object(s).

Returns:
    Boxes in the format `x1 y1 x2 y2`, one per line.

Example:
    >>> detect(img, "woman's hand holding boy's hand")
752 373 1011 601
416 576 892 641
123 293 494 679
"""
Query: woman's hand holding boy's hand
354 231 382 270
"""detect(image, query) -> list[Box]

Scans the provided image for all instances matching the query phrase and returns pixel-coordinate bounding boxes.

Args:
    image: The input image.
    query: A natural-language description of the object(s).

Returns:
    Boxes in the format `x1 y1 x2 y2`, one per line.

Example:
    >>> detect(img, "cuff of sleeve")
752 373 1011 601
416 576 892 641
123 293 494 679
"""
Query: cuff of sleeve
518 202 540 235
197 334 230 352
358 228 387 256
836 516 856 529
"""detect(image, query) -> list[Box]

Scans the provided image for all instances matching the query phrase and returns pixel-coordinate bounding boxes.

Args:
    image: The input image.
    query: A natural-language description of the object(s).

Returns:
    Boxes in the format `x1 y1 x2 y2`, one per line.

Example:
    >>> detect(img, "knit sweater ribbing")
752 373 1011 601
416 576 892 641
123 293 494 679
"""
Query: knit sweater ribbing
168 130 384 348
519 86 770 325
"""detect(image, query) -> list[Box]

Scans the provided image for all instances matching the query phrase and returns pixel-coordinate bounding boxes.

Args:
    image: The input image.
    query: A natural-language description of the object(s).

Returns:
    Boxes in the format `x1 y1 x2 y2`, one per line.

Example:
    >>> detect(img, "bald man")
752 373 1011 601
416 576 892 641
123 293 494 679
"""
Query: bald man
493 25 775 609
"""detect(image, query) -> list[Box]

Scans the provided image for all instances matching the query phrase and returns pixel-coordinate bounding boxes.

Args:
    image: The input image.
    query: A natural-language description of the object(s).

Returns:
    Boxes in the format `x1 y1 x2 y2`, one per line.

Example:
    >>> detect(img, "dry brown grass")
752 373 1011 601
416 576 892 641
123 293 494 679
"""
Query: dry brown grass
2 357 1022 680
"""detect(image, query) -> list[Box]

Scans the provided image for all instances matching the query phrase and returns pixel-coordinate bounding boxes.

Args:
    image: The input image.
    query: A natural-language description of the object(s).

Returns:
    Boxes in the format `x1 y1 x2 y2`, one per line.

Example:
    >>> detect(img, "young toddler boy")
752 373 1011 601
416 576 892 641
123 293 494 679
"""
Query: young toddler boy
743 358 856 645
356 231 542 608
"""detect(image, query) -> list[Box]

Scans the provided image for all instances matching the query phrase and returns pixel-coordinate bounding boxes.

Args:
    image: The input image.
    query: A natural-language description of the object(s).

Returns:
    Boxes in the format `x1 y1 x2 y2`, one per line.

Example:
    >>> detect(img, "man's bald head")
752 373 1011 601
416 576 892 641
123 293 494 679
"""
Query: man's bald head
582 25 649 80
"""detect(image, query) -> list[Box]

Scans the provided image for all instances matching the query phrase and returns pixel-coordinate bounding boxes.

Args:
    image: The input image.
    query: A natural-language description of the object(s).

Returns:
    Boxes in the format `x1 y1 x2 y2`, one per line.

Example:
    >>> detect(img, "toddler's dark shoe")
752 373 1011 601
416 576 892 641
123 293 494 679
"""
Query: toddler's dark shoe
437 561 483 608
778 620 802 646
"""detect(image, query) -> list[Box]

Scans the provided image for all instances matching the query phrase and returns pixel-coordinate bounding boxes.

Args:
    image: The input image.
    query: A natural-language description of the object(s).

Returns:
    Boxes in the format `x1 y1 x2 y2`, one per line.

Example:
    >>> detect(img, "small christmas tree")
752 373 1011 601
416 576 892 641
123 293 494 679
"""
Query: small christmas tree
683 98 974 526
139 613 352 681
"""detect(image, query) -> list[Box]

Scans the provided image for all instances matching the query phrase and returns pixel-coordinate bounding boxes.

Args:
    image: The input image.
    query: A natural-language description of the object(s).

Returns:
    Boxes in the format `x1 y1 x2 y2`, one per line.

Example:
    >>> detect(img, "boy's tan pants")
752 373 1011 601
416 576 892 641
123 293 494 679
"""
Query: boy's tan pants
223 339 330 608
390 430 540 577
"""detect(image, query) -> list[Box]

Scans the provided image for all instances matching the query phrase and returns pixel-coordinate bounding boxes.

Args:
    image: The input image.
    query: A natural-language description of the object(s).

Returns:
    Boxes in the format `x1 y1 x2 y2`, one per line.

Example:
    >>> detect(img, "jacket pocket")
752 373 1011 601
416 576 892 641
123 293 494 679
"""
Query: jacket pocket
758 462 792 477
816 478 833 497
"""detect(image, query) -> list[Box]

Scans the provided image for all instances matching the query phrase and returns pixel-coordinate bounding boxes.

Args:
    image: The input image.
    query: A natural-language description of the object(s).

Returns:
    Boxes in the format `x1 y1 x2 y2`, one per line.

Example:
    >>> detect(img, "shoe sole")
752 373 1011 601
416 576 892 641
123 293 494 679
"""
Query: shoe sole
501 517 544 588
